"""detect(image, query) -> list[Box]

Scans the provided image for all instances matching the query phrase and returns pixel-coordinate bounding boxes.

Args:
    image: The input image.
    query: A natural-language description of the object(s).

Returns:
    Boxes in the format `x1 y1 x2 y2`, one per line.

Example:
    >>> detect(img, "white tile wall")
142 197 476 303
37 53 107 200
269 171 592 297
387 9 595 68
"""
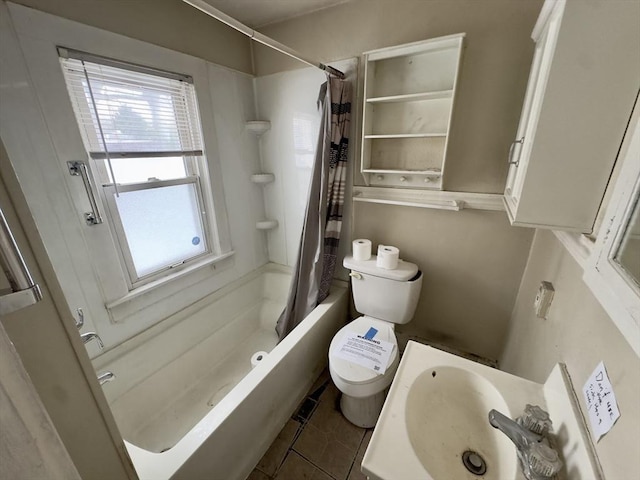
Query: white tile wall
208 64 269 276
3 2 355 355
254 59 357 271
1 5 272 352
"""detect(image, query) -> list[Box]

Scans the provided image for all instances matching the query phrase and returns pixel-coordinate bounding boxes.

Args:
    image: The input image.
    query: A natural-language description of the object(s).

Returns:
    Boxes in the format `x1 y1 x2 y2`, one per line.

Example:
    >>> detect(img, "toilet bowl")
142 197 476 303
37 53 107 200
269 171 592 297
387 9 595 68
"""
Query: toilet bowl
329 317 400 427
328 255 422 428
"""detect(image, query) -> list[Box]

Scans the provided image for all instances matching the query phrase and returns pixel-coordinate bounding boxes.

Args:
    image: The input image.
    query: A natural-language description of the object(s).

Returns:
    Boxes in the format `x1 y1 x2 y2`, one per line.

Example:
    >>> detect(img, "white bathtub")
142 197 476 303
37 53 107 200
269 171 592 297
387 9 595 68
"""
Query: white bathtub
93 263 348 480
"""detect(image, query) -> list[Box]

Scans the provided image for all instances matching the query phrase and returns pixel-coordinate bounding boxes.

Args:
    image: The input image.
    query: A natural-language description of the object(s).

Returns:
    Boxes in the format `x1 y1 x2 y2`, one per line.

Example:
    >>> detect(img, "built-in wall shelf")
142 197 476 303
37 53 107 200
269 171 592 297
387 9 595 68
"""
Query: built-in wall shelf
353 186 504 212
361 34 465 190
245 121 271 136
250 173 275 184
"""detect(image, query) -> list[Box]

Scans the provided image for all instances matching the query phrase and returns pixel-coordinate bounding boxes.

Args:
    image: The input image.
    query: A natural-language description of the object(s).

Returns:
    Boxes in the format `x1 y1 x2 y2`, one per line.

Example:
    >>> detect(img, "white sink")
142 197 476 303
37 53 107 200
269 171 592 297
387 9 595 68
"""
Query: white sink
361 341 602 480
405 366 517 479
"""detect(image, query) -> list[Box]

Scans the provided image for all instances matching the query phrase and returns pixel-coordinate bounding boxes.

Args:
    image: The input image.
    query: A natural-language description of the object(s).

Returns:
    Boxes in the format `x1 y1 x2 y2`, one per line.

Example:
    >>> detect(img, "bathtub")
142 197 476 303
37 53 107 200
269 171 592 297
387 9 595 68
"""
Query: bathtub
92 263 348 480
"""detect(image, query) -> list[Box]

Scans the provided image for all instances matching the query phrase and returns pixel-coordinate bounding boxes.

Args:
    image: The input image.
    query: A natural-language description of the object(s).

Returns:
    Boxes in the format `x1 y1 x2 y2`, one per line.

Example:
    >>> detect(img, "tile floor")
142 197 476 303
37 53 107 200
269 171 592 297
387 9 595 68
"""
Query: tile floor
246 371 372 480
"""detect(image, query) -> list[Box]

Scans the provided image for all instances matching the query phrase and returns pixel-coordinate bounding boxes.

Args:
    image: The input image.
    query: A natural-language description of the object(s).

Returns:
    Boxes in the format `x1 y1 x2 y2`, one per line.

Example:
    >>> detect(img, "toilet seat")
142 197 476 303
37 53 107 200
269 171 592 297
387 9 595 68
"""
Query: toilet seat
329 316 399 396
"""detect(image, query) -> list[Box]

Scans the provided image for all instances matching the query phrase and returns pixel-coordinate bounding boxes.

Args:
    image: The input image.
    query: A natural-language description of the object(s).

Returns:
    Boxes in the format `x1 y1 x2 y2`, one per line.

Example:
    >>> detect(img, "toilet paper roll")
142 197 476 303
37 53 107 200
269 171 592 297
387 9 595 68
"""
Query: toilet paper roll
251 351 268 368
352 239 372 261
376 245 400 270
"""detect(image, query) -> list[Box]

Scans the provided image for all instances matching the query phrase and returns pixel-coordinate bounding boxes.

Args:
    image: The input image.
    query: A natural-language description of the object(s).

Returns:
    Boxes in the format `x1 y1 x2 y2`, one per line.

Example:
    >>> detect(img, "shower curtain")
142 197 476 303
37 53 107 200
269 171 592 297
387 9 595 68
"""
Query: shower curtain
275 74 351 340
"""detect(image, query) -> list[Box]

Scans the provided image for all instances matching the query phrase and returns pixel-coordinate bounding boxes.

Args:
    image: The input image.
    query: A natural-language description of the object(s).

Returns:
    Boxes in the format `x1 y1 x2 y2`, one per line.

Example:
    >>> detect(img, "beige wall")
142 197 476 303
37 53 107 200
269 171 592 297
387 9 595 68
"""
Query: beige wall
501 229 640 478
256 0 542 360
11 0 254 74
354 203 533 360
258 0 544 193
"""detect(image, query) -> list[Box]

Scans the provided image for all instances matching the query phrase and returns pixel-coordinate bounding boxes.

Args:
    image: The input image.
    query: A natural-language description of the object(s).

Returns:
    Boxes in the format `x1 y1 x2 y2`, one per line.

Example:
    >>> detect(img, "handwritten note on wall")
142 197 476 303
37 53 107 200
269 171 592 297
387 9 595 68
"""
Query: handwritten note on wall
582 361 621 442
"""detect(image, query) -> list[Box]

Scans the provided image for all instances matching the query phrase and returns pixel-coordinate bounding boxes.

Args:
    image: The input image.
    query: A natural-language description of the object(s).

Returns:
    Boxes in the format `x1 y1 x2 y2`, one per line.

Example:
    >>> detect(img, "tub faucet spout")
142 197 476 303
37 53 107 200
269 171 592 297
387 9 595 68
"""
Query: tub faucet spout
81 332 104 349
488 409 562 480
97 371 115 385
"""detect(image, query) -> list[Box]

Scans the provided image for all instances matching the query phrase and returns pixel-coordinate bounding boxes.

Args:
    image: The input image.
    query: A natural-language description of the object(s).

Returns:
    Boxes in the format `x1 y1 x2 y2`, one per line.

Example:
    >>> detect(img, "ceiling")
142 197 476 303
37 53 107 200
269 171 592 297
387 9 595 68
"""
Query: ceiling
200 0 350 28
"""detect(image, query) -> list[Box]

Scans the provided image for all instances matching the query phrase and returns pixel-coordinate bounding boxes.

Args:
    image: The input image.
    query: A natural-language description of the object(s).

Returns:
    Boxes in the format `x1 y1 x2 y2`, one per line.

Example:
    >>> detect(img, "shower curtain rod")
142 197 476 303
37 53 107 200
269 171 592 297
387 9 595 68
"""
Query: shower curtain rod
182 0 345 79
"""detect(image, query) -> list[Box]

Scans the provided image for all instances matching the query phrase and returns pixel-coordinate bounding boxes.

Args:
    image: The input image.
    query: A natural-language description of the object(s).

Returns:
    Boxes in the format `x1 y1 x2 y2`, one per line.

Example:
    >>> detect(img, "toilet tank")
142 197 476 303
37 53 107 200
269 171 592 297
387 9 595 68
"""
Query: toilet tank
343 255 423 324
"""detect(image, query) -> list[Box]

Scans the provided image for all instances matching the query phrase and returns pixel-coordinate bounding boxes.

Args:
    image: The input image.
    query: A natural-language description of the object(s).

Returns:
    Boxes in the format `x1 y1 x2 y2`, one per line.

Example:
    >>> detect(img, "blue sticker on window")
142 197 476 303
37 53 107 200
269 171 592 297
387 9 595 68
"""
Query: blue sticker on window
192 236 201 245
364 327 378 340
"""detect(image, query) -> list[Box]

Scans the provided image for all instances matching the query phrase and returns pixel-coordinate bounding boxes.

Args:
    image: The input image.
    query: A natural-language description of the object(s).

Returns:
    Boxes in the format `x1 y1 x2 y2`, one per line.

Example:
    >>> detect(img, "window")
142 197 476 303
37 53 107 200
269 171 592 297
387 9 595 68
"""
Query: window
59 48 215 286
584 97 640 356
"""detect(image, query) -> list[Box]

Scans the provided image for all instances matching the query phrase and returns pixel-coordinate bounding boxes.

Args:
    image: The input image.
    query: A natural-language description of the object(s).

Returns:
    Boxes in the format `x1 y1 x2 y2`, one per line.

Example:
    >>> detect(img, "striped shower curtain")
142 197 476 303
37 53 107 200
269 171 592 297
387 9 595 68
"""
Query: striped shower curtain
276 75 352 341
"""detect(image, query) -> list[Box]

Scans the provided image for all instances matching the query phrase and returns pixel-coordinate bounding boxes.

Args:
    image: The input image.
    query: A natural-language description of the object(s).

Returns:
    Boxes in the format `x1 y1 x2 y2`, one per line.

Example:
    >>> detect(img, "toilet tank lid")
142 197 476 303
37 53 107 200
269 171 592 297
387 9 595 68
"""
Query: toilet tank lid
343 255 418 281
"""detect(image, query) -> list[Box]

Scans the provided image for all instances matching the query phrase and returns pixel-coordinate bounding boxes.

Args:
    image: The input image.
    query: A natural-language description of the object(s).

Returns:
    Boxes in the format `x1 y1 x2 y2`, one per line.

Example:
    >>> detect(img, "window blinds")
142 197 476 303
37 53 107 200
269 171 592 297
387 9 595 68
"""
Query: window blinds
58 48 203 157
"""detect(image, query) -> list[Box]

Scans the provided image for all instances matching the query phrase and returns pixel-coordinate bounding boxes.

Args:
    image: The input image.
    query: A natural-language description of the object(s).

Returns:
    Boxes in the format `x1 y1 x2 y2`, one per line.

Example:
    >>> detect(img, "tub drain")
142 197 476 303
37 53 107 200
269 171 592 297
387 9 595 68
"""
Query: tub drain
462 450 487 476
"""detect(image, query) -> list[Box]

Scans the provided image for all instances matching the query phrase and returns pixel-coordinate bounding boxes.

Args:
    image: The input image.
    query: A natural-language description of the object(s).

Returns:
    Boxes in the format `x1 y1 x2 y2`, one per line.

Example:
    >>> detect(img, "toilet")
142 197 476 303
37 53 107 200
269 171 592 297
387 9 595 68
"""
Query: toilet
328 254 423 428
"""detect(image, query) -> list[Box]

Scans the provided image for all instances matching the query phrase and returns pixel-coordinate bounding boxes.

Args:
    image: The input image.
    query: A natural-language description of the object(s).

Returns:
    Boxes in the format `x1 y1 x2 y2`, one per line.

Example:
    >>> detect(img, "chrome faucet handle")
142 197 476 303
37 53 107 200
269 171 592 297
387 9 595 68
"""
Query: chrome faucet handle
529 442 562 478
489 409 562 480
97 371 115 385
518 404 552 435
80 332 104 349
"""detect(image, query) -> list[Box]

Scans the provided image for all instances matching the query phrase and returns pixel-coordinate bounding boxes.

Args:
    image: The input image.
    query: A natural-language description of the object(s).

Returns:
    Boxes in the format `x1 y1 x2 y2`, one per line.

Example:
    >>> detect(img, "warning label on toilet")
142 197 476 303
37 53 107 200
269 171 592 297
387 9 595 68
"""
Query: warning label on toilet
333 333 394 375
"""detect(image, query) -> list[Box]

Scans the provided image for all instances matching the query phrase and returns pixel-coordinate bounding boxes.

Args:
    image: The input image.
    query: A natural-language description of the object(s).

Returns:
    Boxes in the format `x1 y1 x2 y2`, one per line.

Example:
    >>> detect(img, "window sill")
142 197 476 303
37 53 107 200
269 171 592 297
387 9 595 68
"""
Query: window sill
552 230 593 269
105 251 235 322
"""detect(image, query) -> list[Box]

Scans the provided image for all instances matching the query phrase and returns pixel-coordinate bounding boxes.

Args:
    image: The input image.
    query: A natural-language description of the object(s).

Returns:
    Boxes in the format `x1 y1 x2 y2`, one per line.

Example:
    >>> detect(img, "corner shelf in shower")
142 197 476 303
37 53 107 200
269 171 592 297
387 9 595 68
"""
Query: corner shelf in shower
250 173 275 184
245 120 271 136
247 120 276 231
256 219 278 230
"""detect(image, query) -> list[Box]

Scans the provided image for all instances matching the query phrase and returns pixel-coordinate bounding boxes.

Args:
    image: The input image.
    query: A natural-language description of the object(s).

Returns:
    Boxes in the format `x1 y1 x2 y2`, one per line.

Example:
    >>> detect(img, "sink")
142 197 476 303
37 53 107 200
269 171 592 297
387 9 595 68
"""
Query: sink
405 366 517 479
361 341 602 480
361 341 548 480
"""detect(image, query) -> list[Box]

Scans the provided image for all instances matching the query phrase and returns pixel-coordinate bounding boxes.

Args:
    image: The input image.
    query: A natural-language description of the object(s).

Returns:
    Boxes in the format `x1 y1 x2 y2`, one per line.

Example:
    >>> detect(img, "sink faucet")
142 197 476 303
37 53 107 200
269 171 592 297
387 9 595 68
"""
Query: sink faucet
489 409 562 480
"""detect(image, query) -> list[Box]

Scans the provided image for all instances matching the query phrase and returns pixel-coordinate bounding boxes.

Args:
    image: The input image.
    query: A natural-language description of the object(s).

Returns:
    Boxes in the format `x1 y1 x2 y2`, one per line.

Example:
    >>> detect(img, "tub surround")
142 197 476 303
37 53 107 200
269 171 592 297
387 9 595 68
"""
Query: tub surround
3 3 268 356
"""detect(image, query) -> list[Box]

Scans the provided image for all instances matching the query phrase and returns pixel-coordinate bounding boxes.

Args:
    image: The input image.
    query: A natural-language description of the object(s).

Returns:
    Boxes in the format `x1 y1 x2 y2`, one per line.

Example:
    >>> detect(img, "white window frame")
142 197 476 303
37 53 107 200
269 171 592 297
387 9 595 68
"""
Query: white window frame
102 176 211 286
584 95 640 357
58 50 221 287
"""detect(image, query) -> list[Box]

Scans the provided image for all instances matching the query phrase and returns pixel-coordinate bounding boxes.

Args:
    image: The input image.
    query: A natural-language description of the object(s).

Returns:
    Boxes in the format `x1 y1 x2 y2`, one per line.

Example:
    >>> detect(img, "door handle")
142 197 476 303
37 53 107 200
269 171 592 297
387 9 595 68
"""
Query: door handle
508 137 525 166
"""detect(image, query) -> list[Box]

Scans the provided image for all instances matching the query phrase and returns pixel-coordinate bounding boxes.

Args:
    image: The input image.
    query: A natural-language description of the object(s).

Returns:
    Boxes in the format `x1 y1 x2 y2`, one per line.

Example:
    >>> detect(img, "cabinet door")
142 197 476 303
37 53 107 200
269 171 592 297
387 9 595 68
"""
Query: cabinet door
504 0 564 217
503 0 639 233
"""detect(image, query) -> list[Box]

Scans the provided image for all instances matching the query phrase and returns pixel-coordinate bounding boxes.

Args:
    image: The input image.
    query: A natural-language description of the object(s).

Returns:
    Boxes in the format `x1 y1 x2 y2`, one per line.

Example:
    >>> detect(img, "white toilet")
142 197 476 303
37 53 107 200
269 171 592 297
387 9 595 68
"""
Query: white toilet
328 255 423 428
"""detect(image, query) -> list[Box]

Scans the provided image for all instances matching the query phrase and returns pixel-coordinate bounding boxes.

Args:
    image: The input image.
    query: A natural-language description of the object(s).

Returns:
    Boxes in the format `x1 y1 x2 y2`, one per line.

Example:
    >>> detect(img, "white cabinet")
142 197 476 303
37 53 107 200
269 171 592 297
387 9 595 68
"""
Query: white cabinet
361 34 464 190
504 0 640 233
